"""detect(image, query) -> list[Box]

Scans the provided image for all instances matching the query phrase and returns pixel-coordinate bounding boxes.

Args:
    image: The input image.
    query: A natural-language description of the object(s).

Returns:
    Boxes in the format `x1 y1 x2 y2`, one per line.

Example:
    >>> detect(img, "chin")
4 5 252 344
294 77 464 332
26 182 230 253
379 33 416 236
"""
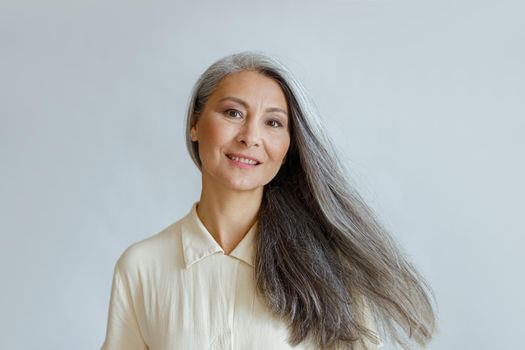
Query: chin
225 180 264 193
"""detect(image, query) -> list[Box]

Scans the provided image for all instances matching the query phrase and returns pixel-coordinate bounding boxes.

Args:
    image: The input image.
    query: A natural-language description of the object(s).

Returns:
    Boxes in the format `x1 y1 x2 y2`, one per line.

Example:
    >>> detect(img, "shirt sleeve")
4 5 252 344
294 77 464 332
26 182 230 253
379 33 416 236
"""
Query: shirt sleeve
101 260 148 350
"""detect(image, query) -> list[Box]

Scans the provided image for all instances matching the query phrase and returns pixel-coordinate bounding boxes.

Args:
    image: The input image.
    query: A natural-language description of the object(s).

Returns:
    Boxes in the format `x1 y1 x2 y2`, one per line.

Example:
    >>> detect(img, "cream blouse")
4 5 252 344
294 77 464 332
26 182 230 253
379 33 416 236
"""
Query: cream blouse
101 202 383 350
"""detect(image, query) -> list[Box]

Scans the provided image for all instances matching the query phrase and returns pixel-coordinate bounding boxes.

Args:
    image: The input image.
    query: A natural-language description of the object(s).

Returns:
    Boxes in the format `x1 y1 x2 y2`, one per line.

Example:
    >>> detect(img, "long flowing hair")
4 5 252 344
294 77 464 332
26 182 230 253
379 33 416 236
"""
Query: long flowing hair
184 51 437 349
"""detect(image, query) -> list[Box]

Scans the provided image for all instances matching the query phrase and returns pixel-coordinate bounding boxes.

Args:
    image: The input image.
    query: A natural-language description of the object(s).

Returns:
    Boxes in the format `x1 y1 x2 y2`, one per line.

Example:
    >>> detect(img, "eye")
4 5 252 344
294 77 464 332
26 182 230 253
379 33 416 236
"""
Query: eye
267 119 284 128
225 109 243 119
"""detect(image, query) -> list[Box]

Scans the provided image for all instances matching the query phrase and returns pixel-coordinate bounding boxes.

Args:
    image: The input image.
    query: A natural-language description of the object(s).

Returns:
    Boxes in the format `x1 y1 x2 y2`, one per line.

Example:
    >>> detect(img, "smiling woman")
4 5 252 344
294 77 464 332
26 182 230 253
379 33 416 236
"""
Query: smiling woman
101 51 437 350
189 71 291 210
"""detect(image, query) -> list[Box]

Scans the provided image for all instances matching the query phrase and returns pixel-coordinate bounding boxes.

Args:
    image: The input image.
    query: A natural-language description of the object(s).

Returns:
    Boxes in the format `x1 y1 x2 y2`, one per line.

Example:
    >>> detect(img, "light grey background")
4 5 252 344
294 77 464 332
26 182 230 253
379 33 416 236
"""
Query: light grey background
1 0 523 349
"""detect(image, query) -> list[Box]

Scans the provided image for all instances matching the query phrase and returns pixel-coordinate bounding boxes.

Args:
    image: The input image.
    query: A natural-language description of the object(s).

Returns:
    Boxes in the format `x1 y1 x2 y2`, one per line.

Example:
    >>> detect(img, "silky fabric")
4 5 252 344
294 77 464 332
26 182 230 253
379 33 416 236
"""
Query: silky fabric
101 202 383 350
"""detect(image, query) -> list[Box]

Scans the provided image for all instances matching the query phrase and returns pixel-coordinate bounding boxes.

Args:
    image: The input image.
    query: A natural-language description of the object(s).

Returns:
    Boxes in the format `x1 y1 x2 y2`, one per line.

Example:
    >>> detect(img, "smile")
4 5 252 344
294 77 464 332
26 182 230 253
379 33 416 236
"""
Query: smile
226 154 260 169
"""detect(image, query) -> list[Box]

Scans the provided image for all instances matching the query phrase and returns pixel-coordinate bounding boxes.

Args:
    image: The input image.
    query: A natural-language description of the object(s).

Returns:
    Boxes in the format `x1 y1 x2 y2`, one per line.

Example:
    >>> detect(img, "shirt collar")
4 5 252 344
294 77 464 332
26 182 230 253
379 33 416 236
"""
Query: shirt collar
181 202 257 269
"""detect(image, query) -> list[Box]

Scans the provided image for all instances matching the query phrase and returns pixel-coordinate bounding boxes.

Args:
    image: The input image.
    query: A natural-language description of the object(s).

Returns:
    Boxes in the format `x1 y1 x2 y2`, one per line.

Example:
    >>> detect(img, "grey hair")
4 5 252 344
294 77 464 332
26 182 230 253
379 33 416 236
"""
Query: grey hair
184 51 437 349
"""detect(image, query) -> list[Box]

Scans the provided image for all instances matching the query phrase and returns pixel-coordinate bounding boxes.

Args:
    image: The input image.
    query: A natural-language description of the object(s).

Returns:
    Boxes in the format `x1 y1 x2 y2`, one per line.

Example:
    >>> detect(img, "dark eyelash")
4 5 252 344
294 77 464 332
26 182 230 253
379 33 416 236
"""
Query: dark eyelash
268 120 284 128
225 109 242 118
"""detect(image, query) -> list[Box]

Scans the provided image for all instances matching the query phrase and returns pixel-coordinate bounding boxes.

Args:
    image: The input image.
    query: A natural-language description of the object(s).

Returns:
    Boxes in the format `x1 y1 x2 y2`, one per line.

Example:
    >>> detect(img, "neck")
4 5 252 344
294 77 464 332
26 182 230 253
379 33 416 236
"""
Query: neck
196 178 263 255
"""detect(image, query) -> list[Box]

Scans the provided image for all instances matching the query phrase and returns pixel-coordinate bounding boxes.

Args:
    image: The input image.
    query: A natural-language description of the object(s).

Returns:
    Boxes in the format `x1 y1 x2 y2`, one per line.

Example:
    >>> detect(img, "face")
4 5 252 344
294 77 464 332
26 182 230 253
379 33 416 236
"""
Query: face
191 70 291 194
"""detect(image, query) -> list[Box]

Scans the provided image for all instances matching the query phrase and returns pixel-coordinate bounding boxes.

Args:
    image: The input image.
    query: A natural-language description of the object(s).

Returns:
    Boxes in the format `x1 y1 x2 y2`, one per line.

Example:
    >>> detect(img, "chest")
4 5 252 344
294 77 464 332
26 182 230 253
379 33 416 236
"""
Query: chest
136 255 314 350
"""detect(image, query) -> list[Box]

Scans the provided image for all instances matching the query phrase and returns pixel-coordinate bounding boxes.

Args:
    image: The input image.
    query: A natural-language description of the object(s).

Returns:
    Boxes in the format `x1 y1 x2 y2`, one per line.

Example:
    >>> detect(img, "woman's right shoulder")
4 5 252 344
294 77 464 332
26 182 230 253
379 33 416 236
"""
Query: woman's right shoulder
115 217 186 275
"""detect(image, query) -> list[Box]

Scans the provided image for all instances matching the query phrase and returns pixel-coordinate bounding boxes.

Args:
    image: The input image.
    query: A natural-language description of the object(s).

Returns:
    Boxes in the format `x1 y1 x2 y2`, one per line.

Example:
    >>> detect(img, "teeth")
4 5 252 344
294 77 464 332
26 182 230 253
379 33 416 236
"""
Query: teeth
228 155 258 165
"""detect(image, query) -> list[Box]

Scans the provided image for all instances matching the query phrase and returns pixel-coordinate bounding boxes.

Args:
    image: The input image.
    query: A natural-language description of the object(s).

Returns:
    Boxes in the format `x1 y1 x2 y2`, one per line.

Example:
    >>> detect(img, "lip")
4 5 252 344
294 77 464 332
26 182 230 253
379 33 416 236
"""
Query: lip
226 152 261 164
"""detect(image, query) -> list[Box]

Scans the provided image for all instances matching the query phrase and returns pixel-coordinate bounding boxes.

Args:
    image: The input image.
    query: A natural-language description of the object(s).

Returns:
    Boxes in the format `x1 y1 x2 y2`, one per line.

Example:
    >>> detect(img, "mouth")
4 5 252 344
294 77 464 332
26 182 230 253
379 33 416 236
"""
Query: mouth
226 153 261 168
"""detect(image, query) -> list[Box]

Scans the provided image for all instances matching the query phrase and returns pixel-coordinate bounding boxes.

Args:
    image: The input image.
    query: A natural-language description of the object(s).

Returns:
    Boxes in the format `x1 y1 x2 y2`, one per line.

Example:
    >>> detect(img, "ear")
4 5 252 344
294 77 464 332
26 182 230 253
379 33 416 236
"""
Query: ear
190 124 198 142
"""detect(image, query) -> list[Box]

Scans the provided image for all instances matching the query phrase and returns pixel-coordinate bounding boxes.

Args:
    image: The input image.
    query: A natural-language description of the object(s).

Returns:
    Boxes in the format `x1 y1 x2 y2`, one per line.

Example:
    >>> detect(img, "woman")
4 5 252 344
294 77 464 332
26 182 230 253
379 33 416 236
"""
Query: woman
101 51 437 350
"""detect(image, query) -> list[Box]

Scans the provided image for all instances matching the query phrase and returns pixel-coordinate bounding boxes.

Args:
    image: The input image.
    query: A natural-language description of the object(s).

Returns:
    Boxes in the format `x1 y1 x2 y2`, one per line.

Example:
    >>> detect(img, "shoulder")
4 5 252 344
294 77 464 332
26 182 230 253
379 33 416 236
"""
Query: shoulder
115 218 185 276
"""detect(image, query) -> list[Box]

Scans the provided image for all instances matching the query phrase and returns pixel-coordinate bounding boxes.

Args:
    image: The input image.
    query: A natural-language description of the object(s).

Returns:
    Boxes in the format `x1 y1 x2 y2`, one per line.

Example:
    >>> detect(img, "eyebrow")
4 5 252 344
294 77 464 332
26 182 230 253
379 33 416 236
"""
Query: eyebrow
218 96 288 116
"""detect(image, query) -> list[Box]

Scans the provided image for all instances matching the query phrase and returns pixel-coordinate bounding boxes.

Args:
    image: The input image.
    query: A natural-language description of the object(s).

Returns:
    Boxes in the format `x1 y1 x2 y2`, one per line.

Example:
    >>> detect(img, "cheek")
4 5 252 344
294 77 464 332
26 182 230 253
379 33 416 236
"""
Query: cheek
268 135 290 161
200 122 234 150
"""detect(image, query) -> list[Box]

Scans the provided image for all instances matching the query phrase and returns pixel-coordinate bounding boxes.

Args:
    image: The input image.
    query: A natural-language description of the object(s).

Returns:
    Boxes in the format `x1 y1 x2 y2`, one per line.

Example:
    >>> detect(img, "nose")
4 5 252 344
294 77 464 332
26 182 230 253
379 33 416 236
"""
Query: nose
236 118 261 147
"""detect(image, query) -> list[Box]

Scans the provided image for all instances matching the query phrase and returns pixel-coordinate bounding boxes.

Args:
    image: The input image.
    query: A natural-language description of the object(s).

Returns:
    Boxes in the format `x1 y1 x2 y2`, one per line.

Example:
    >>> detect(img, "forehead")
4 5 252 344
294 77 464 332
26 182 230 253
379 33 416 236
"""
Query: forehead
209 71 288 110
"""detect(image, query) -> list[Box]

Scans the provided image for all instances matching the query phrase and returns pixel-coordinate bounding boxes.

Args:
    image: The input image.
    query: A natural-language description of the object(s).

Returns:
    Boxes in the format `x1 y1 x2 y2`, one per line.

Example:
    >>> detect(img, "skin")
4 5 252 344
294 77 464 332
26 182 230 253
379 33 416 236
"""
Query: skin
190 70 291 254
